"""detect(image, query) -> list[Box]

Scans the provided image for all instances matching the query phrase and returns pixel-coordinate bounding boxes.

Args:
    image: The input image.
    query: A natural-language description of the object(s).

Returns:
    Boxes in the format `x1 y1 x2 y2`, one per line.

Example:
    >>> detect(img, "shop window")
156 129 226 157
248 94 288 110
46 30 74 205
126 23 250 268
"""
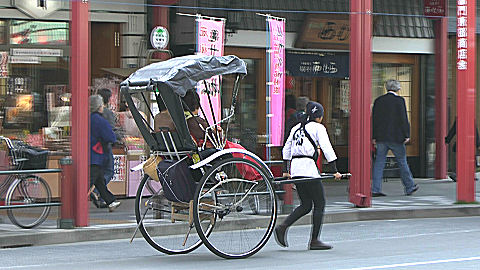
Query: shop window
328 79 350 146
221 59 258 154
10 20 68 45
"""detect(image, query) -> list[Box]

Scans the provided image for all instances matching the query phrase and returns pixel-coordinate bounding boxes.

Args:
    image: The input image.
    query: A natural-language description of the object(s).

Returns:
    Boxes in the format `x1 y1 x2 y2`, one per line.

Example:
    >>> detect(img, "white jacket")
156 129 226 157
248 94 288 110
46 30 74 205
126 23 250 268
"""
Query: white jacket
283 122 337 178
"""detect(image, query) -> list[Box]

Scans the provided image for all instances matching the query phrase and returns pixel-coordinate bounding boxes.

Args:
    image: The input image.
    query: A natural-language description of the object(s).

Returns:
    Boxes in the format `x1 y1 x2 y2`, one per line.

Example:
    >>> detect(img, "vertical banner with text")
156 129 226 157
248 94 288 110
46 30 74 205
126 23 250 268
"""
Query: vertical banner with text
267 17 286 147
196 18 225 125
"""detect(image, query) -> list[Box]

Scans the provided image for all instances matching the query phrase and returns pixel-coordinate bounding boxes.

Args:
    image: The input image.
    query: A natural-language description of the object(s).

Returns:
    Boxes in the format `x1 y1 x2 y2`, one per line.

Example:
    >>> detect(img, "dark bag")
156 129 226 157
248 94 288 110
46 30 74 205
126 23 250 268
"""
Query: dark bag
12 141 48 170
157 159 196 202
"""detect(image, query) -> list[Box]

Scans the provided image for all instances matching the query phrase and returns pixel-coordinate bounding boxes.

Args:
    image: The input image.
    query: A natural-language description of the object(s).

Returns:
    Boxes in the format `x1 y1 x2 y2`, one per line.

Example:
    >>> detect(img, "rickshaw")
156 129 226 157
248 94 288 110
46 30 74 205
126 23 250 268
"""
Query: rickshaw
121 55 347 259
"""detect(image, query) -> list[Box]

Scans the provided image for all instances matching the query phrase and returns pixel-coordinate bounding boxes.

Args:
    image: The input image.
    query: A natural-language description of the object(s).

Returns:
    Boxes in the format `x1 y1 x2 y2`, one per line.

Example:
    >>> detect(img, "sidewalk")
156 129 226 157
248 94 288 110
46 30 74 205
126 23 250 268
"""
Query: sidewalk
1 177 480 248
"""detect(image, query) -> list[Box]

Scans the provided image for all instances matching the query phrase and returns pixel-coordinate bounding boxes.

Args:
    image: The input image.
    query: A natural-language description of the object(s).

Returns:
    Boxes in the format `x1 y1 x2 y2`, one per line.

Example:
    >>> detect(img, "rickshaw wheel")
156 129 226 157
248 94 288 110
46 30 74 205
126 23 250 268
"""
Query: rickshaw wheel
135 174 214 255
193 157 277 259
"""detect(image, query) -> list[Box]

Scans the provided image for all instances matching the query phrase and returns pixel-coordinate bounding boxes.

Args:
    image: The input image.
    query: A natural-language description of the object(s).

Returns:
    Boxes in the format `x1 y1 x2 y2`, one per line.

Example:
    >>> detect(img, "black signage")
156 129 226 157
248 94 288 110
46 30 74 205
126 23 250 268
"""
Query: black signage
286 52 349 78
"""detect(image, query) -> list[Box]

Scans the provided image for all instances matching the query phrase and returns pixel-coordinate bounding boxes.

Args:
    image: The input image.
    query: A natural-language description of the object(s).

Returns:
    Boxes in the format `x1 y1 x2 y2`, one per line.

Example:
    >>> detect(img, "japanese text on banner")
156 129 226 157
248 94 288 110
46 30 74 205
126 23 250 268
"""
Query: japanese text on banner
196 18 224 124
268 18 286 146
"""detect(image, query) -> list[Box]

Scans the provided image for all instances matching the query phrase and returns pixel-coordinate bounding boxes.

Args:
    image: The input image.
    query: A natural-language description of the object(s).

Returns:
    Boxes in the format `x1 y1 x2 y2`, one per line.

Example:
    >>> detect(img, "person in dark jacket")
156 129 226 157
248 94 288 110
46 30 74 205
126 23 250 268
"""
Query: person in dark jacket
371 79 419 197
445 118 480 182
90 95 121 212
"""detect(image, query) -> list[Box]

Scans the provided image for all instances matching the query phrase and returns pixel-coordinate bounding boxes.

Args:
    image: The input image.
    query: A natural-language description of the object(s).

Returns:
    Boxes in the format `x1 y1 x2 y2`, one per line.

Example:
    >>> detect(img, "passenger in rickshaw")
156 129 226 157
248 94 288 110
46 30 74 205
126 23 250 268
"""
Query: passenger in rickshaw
182 89 217 149
153 100 175 132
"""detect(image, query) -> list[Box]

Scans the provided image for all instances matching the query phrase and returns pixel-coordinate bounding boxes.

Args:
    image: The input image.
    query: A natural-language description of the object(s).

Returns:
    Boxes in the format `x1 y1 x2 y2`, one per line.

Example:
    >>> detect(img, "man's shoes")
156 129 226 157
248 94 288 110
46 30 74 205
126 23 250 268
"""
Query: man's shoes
309 239 332 250
274 225 288 247
98 201 108 208
372 192 387 197
108 201 121 212
406 184 419 196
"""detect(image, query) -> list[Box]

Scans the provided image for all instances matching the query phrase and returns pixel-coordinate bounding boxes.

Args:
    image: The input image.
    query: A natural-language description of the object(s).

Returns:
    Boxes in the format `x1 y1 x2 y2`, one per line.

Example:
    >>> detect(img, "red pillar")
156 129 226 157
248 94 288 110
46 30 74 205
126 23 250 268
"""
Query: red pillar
71 0 90 226
456 1 476 202
153 0 176 60
349 0 372 207
434 18 448 180
58 158 74 229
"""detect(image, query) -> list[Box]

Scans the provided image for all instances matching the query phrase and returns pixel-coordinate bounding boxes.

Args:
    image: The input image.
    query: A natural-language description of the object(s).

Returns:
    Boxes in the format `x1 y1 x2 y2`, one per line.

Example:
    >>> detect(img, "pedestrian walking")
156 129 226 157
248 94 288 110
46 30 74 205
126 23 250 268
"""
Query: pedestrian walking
90 89 123 208
371 79 419 197
90 95 121 212
444 117 480 182
275 101 341 250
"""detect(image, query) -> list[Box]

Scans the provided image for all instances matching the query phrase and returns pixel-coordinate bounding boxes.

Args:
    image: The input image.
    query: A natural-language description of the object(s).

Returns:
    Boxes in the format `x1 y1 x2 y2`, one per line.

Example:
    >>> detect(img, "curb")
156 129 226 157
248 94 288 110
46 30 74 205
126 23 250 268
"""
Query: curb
2 205 480 248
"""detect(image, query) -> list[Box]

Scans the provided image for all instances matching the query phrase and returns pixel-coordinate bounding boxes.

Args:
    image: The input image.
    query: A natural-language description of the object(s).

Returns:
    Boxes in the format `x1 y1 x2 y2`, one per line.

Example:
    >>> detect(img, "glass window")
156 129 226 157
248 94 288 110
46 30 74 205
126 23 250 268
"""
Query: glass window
328 79 350 146
10 20 68 45
372 63 413 123
221 59 258 154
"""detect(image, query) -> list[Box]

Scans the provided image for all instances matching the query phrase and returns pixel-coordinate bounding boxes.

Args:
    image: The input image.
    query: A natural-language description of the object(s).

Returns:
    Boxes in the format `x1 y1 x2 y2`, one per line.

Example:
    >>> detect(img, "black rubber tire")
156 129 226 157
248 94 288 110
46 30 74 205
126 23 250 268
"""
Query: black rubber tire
6 175 51 229
193 157 277 259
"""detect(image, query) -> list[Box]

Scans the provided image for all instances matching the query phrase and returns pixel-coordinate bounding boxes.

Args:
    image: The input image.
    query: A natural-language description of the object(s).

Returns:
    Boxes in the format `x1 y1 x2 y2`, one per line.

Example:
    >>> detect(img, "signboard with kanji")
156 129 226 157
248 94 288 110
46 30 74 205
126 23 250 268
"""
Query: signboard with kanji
424 0 447 17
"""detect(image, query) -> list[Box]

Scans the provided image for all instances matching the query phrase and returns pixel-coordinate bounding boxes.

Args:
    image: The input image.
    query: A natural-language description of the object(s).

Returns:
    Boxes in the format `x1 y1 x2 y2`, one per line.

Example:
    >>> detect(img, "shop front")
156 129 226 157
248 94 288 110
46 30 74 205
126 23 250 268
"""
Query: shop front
0 1 148 199
215 12 432 176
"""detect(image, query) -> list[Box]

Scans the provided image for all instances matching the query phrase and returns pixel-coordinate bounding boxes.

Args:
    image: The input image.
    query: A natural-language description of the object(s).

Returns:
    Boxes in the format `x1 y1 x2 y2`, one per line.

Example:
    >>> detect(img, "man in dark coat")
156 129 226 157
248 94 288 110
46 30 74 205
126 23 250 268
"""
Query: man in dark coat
371 79 419 197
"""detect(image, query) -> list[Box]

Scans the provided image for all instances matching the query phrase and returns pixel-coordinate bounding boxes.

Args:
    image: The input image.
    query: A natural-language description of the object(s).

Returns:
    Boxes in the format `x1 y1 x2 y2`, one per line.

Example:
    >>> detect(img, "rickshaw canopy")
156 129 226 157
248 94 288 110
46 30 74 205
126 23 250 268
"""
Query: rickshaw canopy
121 55 247 96
120 54 247 152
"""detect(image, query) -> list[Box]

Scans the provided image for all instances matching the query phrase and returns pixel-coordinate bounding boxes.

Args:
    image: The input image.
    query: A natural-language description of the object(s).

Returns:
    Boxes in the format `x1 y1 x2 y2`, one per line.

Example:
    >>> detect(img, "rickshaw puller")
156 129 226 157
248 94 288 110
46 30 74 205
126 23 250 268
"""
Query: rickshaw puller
275 101 341 250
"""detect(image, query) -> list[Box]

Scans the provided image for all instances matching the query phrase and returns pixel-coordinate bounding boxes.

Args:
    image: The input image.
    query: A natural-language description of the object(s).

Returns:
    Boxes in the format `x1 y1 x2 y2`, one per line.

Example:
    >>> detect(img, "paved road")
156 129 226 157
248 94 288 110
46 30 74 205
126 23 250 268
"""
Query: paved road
2 216 480 270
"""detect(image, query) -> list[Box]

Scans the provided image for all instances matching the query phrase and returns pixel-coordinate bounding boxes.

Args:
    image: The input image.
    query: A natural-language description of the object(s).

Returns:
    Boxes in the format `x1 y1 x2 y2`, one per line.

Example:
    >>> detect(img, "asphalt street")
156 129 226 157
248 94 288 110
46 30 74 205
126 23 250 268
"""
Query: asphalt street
2 216 480 270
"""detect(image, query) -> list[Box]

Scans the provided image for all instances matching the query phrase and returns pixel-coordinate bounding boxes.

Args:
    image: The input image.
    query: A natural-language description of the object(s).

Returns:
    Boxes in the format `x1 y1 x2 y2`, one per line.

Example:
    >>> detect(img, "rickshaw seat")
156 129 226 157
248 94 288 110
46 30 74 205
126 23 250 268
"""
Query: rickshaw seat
151 128 192 152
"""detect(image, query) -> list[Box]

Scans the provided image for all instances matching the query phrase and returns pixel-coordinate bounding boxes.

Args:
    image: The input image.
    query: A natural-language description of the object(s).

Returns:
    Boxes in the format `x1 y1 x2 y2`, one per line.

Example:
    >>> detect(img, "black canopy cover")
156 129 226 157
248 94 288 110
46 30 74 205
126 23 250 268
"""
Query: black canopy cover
120 55 247 152
121 55 247 96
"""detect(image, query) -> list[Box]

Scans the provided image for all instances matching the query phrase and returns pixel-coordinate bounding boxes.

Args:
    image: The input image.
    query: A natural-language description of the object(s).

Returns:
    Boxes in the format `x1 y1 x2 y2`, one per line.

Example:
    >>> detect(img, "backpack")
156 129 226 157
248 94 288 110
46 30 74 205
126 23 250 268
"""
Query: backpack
157 159 196 203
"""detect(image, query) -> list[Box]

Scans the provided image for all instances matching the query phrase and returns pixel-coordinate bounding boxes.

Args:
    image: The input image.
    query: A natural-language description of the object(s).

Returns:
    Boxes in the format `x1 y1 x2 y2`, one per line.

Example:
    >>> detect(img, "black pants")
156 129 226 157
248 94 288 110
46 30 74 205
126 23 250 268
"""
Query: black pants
282 180 326 241
90 165 115 205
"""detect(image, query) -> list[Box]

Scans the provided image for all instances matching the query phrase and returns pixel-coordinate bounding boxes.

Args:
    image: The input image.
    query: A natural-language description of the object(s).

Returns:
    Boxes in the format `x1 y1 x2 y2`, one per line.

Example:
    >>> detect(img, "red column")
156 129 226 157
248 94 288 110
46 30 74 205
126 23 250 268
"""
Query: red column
434 18 448 179
71 0 90 226
153 0 176 60
456 1 476 202
349 0 372 207
58 158 74 229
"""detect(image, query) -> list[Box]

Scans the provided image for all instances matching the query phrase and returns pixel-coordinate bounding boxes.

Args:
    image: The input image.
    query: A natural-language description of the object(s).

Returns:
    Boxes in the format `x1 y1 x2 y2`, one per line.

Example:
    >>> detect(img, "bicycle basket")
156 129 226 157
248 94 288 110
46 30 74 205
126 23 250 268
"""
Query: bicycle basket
12 141 48 170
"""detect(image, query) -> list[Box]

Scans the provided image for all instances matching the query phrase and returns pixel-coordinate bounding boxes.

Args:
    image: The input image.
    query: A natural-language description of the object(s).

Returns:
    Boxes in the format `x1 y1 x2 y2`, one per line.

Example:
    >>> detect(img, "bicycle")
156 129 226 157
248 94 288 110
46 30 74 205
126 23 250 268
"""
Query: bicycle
0 136 52 229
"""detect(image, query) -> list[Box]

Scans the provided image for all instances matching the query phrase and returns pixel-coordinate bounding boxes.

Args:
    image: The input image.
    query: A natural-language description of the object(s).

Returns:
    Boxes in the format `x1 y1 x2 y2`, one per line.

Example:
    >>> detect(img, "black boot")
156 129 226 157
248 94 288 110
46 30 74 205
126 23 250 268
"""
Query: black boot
309 239 332 250
274 224 288 247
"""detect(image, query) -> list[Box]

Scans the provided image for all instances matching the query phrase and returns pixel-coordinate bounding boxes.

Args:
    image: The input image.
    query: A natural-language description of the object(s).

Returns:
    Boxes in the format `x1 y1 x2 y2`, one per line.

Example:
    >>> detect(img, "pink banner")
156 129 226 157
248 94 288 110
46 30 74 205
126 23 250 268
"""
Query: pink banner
196 18 225 125
268 18 286 146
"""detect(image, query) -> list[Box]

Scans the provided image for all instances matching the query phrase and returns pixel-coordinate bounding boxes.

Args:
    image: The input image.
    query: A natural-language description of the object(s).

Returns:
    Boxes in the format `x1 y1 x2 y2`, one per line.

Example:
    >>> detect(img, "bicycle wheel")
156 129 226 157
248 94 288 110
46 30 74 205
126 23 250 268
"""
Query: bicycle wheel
193 157 277 259
6 175 51 229
135 174 215 255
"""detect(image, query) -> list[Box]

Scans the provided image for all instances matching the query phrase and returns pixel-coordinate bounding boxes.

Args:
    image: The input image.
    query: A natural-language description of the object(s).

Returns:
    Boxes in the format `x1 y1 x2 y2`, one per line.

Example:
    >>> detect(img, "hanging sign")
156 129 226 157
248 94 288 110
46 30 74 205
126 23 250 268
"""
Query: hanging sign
424 0 447 17
196 17 225 125
267 17 286 146
456 0 469 71
286 51 349 78
150 26 169 50
112 155 126 182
